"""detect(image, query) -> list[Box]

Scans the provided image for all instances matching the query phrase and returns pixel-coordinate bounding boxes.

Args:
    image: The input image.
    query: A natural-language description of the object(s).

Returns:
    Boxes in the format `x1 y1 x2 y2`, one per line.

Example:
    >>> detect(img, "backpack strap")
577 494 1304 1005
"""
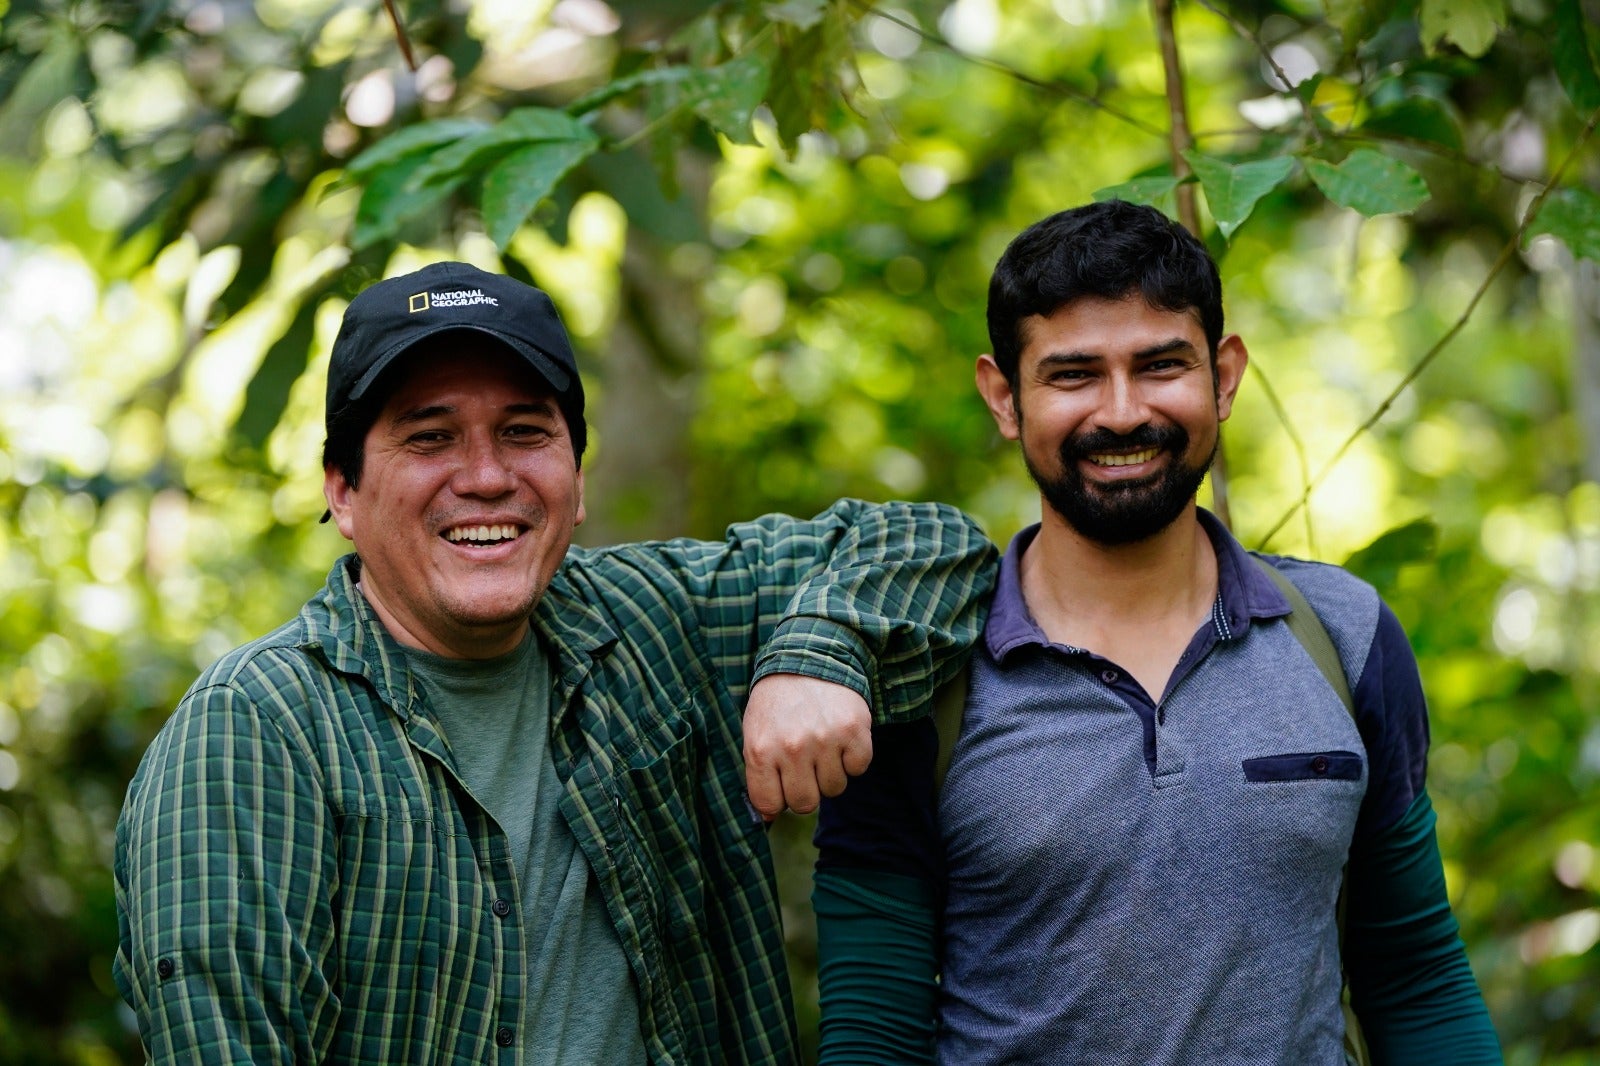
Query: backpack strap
931 667 969 794
1251 555 1354 718
1251 555 1372 1066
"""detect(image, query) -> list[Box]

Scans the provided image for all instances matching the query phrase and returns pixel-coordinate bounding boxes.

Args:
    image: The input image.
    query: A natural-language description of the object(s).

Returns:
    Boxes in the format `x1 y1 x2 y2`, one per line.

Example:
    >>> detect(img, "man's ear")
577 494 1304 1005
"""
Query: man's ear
1214 333 1249 422
975 354 1021 441
324 467 357 542
573 468 586 528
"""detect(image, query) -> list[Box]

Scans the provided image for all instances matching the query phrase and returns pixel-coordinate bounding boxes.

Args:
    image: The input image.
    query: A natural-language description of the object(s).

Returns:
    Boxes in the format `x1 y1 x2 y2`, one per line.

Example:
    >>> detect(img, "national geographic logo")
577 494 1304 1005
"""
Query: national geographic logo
408 289 499 313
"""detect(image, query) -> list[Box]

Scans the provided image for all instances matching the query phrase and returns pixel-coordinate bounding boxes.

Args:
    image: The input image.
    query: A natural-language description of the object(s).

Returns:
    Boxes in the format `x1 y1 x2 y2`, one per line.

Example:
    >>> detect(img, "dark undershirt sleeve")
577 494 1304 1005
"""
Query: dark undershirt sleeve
813 868 939 1065
814 720 943 1064
814 718 942 882
1346 599 1500 1061
1345 790 1502 1063
1351 601 1431 838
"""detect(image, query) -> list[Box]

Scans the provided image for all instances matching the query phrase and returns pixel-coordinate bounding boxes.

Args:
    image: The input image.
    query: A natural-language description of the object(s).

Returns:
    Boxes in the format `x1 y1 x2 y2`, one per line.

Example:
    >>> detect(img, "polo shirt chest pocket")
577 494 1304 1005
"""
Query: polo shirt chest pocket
1228 737 1367 872
1243 750 1363 782
613 712 706 944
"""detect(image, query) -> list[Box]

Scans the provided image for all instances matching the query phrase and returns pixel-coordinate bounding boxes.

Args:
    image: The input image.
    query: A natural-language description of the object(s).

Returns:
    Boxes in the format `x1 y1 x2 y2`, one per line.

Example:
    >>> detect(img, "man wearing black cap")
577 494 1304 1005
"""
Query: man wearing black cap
112 262 996 1064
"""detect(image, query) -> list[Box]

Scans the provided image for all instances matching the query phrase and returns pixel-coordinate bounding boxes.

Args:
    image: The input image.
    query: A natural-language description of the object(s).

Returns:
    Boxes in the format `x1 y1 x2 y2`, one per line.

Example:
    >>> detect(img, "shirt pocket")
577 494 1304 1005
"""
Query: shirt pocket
616 714 706 944
1242 750 1363 783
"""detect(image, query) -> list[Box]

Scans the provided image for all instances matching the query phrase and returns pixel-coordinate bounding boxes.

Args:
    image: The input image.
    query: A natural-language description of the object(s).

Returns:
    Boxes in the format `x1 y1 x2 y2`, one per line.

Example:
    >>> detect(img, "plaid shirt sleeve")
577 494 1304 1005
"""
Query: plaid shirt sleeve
114 674 339 1065
607 498 998 722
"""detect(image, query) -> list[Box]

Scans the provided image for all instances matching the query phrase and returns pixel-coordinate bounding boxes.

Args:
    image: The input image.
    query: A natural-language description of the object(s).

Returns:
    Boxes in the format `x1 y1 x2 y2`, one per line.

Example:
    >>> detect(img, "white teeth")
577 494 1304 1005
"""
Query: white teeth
1090 448 1159 467
446 524 522 543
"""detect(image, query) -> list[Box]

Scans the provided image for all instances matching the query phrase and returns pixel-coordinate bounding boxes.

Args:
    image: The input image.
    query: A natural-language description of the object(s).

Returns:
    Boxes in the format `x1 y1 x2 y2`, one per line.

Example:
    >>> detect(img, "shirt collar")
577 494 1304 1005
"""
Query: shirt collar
300 554 423 718
984 508 1291 661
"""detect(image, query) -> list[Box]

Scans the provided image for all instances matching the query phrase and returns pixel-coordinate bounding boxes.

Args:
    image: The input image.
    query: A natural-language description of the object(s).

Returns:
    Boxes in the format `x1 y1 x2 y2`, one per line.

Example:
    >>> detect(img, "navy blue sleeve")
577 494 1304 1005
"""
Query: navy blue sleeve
815 717 942 885
1351 600 1430 838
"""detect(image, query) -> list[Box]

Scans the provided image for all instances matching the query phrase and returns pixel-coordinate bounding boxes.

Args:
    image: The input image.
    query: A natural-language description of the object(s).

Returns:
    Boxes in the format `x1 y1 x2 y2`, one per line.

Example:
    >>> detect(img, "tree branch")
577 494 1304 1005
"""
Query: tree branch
383 0 418 72
1152 0 1200 233
1151 0 1232 529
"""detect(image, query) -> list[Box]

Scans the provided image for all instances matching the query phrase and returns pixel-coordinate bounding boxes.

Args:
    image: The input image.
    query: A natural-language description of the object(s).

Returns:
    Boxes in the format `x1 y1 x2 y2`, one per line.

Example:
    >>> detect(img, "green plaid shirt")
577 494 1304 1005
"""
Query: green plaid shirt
114 499 996 1065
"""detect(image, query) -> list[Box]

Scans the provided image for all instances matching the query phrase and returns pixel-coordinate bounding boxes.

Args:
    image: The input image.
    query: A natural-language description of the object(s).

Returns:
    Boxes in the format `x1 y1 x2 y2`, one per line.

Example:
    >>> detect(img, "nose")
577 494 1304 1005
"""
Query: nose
450 433 517 498
1096 371 1151 434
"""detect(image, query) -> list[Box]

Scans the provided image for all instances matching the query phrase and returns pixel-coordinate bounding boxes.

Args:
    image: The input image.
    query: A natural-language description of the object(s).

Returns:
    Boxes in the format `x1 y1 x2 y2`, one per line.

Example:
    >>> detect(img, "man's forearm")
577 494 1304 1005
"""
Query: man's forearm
746 499 997 721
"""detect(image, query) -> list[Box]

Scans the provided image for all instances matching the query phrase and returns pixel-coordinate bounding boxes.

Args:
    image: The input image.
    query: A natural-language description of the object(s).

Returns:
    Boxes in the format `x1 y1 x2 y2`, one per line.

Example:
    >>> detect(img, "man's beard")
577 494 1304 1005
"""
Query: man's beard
1024 422 1215 546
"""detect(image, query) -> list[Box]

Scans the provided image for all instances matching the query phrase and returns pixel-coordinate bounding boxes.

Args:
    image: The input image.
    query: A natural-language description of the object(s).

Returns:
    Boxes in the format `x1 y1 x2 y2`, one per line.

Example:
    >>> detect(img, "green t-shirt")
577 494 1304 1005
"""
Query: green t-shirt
407 632 645 1064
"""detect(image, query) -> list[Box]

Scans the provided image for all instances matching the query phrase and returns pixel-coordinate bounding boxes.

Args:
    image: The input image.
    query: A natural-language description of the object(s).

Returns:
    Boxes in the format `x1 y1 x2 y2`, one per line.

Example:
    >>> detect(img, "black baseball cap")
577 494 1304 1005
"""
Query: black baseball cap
325 261 585 429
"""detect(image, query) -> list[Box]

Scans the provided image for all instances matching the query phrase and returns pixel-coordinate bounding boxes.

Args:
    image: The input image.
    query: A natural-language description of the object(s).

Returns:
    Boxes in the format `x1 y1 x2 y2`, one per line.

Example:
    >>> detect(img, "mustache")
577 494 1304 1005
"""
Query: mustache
1060 423 1189 462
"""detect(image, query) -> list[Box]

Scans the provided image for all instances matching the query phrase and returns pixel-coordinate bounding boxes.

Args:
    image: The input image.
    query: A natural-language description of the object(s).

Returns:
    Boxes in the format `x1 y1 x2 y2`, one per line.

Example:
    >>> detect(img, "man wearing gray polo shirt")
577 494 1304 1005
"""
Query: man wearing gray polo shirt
812 200 1501 1064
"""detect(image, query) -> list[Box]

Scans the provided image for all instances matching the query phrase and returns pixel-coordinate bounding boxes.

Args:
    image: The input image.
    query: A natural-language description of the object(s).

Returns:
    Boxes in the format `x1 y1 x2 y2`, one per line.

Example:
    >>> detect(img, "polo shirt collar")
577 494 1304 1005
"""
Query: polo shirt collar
984 508 1291 662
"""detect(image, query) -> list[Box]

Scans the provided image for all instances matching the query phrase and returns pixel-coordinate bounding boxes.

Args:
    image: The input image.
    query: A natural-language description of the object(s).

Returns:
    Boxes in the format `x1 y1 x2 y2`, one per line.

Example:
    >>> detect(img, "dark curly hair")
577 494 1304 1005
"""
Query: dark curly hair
986 199 1223 386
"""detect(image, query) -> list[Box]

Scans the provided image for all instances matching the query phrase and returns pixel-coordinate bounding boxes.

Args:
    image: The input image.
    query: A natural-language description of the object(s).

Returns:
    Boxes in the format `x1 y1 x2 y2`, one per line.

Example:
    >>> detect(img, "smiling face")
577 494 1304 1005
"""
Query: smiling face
976 295 1246 546
324 343 585 659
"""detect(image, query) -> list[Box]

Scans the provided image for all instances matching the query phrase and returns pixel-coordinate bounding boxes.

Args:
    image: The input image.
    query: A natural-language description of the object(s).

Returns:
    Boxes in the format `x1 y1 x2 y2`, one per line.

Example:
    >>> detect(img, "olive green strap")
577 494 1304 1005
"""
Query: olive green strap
931 669 969 794
1252 555 1371 1066
1251 556 1354 718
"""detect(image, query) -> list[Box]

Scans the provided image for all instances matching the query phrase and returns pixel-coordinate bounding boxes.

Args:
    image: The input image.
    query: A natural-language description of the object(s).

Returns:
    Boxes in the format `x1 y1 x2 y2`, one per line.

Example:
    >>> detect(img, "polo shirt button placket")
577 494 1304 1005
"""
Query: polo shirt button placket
1311 755 1330 775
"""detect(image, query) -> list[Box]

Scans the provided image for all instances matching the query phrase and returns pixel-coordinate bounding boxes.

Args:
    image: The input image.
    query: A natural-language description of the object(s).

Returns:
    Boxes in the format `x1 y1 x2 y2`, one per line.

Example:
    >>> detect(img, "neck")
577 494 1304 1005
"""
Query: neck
355 579 529 660
1020 500 1218 639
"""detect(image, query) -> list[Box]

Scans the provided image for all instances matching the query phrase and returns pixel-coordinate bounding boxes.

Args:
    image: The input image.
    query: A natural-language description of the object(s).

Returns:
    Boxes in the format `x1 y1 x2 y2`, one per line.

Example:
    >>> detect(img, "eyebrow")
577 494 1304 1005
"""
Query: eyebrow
388 399 558 428
1034 337 1197 368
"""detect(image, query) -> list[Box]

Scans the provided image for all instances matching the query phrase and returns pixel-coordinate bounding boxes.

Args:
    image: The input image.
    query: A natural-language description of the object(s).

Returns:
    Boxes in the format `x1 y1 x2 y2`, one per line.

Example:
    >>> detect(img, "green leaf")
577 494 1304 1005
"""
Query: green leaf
1322 0 1387 53
684 49 773 145
766 6 850 146
567 65 694 116
1525 187 1600 262
1305 149 1430 216
765 0 829 29
410 108 594 190
235 289 322 448
1092 175 1185 208
767 35 821 145
1419 0 1505 57
1183 151 1296 239
1358 96 1464 153
344 119 489 179
0 39 85 154
1552 0 1600 115
1342 518 1438 594
353 150 464 249
481 139 599 249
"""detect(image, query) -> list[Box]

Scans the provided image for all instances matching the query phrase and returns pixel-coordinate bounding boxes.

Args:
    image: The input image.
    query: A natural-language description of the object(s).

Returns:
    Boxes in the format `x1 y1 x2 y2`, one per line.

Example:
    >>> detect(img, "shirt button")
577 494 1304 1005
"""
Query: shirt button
156 958 174 980
491 898 511 917
1101 669 1119 684
1311 756 1330 774
495 1026 514 1047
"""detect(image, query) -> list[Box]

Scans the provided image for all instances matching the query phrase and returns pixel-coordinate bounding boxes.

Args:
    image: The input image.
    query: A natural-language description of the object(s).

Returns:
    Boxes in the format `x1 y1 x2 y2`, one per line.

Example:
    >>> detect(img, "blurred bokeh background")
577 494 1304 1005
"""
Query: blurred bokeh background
2 0 1598 1061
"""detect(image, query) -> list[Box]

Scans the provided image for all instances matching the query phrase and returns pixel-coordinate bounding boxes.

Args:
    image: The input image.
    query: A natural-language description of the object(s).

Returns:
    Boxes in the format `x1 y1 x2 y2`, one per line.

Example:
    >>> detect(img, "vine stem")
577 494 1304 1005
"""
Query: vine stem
1193 0 1322 145
1255 104 1600 549
382 0 418 72
1249 359 1317 556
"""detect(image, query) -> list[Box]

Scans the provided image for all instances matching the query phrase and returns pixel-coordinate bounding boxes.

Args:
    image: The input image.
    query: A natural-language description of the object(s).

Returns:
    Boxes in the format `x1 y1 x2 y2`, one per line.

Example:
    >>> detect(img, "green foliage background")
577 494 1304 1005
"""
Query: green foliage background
1 0 1599 1062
